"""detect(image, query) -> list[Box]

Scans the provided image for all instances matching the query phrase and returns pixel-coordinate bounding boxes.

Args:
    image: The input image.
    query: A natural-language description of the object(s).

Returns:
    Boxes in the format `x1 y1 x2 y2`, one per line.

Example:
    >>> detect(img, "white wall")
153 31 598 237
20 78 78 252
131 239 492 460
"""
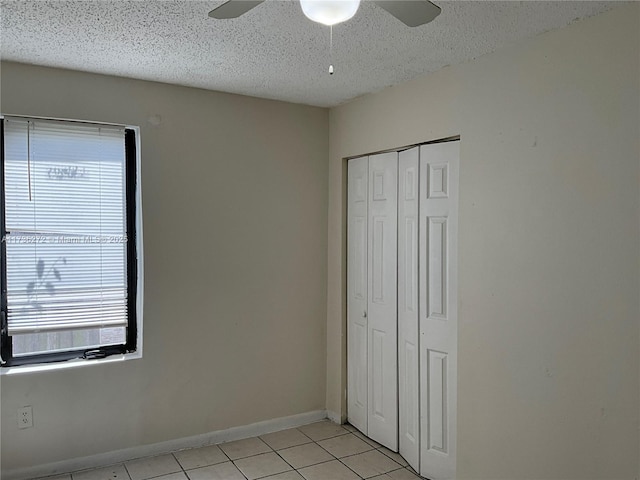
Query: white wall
327 4 639 479
0 63 329 474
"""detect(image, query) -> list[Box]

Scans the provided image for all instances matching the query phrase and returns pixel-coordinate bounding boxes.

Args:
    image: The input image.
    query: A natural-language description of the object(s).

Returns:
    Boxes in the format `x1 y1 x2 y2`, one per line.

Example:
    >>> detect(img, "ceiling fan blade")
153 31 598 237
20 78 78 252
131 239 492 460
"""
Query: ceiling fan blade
373 0 441 27
208 0 265 19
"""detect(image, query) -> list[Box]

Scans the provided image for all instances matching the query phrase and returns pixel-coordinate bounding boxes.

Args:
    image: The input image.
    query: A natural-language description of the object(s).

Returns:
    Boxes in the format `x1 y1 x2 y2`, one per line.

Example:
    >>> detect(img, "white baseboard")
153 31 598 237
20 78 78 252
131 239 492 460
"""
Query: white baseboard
3 410 328 480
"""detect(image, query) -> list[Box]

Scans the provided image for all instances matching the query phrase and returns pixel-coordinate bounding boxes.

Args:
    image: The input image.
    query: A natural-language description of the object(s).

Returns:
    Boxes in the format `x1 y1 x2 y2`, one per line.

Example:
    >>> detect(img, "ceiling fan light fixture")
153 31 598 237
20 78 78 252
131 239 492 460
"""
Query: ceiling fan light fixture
300 0 361 26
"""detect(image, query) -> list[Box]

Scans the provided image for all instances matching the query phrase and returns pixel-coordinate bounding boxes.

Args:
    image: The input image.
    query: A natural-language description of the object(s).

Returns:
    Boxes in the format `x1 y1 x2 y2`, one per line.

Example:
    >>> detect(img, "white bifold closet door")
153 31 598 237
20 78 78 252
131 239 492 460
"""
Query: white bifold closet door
348 140 459 480
347 152 398 450
418 141 458 480
347 156 369 435
367 152 398 449
398 141 459 479
398 147 420 471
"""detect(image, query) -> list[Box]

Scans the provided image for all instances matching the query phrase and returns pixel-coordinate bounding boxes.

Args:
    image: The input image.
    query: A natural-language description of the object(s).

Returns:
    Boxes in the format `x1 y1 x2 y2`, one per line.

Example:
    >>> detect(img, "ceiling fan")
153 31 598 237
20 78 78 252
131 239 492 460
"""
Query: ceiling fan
208 0 441 28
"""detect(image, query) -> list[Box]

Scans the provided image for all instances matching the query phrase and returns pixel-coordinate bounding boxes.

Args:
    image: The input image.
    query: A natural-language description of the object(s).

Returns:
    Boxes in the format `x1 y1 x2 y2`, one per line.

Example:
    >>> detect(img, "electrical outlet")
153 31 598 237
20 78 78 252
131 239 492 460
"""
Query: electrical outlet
17 406 33 429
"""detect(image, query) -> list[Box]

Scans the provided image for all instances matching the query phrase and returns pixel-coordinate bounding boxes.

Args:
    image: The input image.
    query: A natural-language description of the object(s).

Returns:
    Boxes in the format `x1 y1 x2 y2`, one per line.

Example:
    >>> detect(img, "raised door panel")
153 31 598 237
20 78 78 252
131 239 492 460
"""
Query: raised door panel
367 151 398 451
347 157 369 434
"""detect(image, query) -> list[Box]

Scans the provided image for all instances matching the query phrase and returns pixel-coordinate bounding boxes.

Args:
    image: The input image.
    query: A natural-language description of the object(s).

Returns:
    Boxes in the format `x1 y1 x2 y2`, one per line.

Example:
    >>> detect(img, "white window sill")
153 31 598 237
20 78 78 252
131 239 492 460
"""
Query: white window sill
0 350 142 376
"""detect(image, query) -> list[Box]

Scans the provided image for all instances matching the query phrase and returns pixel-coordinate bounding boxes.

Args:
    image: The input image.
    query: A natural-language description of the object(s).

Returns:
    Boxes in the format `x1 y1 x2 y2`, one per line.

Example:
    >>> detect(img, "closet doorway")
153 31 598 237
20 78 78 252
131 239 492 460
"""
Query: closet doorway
347 139 459 480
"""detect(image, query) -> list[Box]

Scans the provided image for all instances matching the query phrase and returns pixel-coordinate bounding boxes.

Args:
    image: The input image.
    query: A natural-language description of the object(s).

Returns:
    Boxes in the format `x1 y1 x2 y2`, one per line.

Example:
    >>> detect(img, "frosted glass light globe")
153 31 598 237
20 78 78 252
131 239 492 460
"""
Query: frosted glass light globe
300 0 361 26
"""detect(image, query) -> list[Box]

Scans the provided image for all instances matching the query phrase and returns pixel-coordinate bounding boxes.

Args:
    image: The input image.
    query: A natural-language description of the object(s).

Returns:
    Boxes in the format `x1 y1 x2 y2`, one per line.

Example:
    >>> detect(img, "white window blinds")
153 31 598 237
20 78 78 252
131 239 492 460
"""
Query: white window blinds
3 118 129 350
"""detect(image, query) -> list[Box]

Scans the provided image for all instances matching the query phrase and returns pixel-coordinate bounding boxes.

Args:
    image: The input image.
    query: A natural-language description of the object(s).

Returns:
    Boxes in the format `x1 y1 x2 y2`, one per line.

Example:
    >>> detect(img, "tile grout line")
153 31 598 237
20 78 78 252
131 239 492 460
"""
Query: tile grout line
224 439 267 480
270 443 303 474
336 455 367 479
180 443 240 480
169 451 187 479
334 442 403 479
208 427 346 476
121 461 133 480
234 448 286 480
273 439 338 475
36 423 423 480
256 429 364 480
306 435 366 480
251 428 347 479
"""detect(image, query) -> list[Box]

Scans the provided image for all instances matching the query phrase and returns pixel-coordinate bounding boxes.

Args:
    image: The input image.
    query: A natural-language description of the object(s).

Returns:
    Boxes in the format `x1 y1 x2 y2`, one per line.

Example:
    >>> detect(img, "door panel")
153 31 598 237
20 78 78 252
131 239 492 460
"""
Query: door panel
398 147 420 470
428 217 447 318
371 328 386 418
427 349 448 453
347 157 369 434
367 151 398 450
419 141 459 480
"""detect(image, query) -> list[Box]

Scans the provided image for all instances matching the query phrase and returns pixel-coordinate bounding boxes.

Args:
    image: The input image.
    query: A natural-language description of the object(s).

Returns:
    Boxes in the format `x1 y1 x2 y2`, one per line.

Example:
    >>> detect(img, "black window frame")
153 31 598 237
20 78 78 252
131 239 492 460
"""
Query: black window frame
0 118 139 367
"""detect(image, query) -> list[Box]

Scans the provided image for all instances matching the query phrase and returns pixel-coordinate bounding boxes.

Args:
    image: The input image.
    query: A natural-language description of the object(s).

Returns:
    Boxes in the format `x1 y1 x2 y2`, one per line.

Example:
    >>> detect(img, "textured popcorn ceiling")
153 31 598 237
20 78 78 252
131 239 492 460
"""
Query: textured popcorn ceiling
0 0 621 107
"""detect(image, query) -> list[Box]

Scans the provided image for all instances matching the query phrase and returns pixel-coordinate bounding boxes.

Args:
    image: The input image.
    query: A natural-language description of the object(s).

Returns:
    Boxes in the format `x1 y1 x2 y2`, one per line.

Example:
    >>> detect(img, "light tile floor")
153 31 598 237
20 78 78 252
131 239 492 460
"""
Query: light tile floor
35 421 427 480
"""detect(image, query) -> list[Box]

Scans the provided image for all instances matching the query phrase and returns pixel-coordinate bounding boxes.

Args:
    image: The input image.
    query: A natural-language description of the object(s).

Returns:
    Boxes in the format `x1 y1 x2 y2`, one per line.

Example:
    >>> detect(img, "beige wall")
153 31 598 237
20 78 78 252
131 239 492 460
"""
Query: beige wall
327 4 639 479
0 63 329 472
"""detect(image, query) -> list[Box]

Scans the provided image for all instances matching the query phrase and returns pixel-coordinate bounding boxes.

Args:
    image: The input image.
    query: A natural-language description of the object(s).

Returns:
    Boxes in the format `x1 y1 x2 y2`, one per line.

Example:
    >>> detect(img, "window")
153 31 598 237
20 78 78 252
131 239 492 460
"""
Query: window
1 116 141 367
